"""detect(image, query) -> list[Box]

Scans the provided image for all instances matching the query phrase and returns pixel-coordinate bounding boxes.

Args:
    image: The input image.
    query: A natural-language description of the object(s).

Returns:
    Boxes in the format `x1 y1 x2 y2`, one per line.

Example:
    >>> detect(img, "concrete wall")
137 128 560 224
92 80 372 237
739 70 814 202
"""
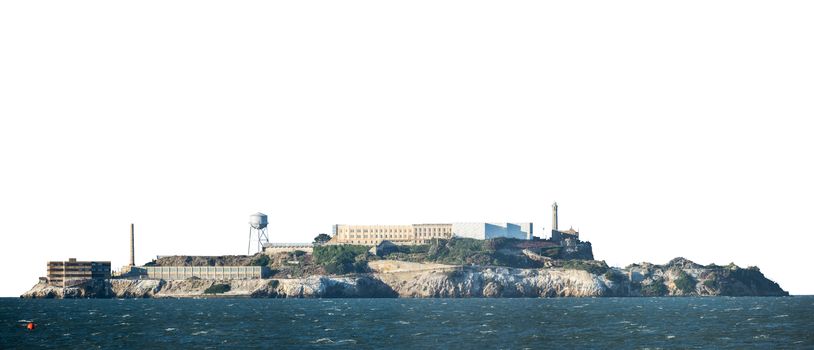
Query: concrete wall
451 222 488 239
143 266 266 280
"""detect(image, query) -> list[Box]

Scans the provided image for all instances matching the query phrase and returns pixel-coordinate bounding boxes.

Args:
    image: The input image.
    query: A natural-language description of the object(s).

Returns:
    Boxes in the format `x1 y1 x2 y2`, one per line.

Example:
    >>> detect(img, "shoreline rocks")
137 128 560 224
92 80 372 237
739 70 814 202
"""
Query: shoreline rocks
21 258 788 298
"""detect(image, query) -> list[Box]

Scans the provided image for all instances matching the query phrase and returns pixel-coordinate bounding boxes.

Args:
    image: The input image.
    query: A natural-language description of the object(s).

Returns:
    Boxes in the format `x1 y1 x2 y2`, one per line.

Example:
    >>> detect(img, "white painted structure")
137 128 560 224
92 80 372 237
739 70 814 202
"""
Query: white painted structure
264 243 314 254
452 222 533 240
249 212 268 229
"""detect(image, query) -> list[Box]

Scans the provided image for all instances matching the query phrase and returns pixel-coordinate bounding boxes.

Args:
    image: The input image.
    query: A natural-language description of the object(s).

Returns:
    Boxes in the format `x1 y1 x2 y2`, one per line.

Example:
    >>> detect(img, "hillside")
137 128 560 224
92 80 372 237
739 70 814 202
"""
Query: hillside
22 256 787 298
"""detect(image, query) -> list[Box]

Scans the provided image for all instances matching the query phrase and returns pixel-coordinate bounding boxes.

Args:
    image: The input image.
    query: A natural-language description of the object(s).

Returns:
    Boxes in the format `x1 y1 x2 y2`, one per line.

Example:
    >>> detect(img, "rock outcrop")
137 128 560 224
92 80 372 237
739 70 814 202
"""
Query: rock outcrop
21 258 788 299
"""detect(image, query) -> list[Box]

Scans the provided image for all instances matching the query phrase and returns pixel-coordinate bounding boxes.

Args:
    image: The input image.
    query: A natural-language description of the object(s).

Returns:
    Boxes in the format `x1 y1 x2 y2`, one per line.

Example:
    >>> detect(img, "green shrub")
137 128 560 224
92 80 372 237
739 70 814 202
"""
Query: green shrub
313 245 369 264
562 260 609 275
491 251 535 268
604 270 626 283
269 280 279 288
314 245 370 275
541 247 562 258
251 255 270 266
703 279 718 288
425 238 497 265
204 283 231 294
395 245 430 254
725 266 783 293
641 280 668 296
673 270 697 293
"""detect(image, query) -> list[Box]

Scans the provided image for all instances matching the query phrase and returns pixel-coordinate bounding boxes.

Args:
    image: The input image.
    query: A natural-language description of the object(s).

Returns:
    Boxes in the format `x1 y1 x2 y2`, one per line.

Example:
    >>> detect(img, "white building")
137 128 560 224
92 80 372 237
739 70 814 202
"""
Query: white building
452 222 533 240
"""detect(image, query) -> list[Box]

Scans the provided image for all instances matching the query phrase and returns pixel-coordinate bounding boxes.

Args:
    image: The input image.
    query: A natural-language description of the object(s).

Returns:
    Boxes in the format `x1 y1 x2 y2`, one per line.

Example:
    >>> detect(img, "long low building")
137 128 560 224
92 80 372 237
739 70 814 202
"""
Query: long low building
263 243 314 254
330 222 533 246
141 266 268 280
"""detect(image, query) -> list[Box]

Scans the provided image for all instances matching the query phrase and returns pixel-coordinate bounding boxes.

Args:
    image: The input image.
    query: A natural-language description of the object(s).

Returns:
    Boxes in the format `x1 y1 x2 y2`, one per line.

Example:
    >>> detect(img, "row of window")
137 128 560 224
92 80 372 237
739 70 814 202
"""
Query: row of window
145 267 261 272
345 228 410 234
348 234 410 239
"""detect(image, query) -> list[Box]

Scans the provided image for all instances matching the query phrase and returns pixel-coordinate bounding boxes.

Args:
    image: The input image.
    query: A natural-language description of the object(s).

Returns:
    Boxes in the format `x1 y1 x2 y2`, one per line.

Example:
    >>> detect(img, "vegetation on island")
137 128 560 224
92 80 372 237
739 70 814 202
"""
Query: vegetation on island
204 283 231 294
313 245 370 275
139 239 787 298
673 269 697 294
561 260 610 275
381 237 564 268
306 237 596 274
313 233 332 244
251 254 270 266
640 279 668 296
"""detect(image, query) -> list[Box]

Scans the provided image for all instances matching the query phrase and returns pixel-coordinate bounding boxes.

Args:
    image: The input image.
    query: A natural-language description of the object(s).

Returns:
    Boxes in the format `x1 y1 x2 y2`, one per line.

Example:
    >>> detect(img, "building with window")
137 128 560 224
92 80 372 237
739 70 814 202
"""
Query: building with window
46 258 111 287
330 222 532 246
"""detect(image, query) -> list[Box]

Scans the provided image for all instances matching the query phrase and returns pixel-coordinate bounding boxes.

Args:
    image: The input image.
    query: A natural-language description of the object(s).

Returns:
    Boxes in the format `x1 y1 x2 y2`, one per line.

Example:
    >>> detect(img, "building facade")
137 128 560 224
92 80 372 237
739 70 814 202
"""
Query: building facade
47 258 111 286
330 222 531 246
452 222 533 240
141 266 267 280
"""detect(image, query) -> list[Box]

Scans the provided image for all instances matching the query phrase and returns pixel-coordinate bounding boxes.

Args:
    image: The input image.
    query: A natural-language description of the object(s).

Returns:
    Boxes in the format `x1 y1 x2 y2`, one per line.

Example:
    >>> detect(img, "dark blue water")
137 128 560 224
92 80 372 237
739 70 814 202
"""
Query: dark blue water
2 297 812 349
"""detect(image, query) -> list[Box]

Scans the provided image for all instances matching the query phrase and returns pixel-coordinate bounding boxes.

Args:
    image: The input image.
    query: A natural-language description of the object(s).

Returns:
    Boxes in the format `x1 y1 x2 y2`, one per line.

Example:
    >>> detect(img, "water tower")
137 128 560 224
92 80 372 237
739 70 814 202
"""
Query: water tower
248 212 270 255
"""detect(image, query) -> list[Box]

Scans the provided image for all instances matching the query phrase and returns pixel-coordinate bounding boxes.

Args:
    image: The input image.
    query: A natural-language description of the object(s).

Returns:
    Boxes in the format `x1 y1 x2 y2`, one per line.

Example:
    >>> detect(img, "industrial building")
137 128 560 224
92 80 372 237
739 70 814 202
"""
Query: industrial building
47 258 111 287
330 222 533 246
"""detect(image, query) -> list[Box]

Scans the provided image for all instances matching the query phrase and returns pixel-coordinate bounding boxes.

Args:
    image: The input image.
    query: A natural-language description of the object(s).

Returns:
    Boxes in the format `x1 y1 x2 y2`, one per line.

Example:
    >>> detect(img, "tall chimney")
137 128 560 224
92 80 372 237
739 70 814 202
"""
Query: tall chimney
129 223 135 266
552 202 558 231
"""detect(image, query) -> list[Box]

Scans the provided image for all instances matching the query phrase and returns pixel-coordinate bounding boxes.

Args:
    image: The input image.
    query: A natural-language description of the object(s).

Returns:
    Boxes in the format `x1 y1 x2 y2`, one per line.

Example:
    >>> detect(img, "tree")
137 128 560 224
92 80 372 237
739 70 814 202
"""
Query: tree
313 233 332 244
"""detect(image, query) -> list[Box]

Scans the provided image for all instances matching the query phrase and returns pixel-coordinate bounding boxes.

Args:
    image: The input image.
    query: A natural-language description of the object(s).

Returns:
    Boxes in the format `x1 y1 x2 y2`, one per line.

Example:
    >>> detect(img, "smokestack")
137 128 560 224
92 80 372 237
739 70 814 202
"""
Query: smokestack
552 202 558 231
129 223 135 266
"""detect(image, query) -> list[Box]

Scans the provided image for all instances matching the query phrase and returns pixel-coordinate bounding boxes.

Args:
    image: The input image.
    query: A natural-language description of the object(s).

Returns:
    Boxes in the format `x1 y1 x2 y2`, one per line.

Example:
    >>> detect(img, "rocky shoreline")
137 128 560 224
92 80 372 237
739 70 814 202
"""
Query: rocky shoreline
21 258 788 298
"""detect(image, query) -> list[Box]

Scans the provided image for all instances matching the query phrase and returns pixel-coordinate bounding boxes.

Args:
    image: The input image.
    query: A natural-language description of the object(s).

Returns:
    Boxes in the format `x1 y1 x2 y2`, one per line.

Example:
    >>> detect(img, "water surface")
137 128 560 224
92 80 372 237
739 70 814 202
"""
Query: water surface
2 297 812 348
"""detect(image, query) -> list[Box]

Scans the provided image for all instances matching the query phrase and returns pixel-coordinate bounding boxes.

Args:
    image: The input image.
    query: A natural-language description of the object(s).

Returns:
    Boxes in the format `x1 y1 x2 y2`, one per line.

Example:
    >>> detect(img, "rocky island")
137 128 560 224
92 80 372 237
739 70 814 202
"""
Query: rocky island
22 237 788 298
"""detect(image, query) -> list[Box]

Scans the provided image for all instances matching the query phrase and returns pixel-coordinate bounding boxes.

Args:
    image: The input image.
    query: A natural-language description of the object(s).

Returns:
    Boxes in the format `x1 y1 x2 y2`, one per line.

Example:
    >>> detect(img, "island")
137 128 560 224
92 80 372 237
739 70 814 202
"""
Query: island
22 237 788 298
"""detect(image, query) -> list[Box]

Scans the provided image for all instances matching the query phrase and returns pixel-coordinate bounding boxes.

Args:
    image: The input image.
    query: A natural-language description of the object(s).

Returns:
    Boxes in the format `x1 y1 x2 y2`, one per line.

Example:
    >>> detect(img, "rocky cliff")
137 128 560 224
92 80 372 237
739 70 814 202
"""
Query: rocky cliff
21 257 787 298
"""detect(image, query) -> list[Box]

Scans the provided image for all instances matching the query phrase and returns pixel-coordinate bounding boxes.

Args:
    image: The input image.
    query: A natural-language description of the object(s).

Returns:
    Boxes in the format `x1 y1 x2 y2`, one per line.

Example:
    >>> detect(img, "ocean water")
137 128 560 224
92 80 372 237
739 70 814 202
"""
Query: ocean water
1 297 812 349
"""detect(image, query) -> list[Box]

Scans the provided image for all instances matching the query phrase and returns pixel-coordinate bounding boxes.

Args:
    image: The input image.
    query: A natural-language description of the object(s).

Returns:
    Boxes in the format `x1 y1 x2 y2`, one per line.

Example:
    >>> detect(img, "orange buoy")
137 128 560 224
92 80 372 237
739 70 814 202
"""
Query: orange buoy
26 322 36 330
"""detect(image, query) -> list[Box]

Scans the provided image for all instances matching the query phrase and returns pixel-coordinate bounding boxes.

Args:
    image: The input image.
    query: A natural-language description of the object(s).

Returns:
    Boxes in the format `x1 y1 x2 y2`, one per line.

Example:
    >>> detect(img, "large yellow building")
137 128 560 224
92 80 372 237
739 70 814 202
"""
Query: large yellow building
330 224 453 245
330 222 532 246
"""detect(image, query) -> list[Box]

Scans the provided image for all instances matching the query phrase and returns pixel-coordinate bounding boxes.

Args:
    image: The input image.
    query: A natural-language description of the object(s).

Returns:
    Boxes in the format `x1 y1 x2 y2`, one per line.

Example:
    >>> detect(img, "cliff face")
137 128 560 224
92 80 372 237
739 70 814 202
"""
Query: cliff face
21 257 788 299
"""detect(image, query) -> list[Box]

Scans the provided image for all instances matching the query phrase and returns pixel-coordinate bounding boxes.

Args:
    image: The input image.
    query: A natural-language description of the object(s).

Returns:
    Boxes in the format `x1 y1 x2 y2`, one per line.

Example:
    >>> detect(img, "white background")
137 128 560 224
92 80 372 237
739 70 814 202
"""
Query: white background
1 1 812 297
